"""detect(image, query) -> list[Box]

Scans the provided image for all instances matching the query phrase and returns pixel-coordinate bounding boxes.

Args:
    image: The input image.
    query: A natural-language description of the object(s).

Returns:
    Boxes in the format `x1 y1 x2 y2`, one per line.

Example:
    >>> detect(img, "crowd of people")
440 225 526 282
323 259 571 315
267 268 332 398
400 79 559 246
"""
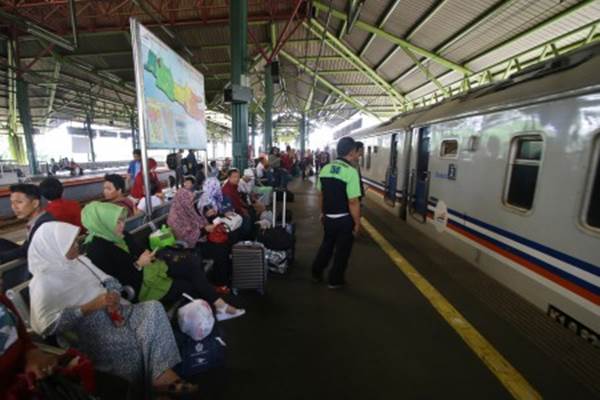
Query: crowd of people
0 140 365 398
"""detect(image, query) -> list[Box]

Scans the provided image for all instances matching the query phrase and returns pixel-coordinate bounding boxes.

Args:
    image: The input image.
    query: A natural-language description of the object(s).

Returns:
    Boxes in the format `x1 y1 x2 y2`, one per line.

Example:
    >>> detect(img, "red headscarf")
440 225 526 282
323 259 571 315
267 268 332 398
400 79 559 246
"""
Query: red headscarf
131 158 162 199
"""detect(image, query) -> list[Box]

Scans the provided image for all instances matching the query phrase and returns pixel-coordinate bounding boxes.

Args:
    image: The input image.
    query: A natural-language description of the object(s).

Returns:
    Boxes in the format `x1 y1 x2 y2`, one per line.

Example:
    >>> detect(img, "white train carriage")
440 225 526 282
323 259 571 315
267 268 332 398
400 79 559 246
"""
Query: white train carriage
333 44 600 344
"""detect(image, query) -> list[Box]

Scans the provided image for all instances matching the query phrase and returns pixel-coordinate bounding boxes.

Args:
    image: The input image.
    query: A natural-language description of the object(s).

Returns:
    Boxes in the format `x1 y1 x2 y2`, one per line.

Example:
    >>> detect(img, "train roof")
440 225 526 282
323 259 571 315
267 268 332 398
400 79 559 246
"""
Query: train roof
349 42 600 139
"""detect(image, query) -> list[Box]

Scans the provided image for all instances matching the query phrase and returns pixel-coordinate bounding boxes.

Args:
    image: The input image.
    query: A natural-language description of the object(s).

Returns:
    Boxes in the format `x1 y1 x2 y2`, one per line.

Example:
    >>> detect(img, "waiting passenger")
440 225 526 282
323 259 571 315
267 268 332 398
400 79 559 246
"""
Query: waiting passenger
222 169 249 217
131 158 163 200
127 149 142 187
0 184 54 264
27 222 198 394
208 160 219 178
136 181 163 213
82 202 242 318
39 177 83 229
195 164 206 188
183 175 196 191
103 174 137 218
167 188 232 293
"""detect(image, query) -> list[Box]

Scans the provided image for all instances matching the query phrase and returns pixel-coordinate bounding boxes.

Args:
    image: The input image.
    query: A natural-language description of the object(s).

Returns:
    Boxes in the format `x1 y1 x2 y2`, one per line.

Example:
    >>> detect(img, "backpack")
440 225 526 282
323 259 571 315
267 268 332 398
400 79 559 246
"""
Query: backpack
166 153 177 170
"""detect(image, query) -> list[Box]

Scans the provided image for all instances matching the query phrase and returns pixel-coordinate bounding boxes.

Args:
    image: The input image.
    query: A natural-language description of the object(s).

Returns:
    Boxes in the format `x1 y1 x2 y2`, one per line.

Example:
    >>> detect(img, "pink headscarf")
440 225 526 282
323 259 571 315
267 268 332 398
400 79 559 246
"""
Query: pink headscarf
167 189 207 248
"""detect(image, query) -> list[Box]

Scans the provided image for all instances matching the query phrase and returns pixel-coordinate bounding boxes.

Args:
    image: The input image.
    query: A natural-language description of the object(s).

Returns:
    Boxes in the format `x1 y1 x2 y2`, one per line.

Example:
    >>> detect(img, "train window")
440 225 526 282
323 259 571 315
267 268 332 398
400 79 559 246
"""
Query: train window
586 142 600 229
440 140 458 158
367 146 372 170
504 136 543 211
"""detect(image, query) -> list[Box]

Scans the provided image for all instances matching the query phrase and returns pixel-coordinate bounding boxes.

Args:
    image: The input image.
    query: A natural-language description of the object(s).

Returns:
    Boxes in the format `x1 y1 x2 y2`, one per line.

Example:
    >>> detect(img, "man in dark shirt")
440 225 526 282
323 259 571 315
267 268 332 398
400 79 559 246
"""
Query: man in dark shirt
39 177 83 228
0 184 54 264
311 137 361 289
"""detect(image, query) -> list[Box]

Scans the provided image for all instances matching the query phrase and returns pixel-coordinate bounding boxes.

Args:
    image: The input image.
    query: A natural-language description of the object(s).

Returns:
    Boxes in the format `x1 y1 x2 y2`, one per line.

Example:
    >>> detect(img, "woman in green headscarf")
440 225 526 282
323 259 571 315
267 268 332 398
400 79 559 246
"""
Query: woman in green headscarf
82 202 243 319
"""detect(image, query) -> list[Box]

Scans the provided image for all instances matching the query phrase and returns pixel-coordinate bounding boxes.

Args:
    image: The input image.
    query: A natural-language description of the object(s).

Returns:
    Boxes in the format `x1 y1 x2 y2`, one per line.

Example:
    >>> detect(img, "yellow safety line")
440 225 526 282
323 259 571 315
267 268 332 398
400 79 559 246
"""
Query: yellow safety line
361 217 542 400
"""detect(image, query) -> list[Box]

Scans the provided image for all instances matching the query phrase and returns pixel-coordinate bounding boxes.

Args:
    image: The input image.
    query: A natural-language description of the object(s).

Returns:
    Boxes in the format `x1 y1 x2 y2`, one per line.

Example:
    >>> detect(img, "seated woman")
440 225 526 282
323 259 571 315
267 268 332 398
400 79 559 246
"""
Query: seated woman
82 202 242 319
167 188 231 294
27 222 197 394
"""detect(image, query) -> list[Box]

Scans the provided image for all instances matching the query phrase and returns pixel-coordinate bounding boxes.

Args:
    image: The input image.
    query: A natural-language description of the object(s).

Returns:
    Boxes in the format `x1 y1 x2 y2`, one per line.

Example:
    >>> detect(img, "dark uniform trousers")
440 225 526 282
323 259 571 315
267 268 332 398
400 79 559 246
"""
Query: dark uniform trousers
312 215 355 285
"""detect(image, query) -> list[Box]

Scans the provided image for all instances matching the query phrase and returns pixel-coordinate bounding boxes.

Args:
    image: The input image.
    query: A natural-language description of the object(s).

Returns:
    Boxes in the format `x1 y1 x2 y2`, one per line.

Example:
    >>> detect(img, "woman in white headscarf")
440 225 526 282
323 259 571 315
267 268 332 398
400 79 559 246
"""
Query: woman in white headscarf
28 222 197 394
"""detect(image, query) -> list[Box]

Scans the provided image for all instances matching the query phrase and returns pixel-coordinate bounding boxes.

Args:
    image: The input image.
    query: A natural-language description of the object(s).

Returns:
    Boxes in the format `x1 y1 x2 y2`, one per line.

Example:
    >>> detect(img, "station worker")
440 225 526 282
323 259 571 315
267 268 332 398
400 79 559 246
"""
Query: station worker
39 177 83 229
311 137 362 289
0 184 54 264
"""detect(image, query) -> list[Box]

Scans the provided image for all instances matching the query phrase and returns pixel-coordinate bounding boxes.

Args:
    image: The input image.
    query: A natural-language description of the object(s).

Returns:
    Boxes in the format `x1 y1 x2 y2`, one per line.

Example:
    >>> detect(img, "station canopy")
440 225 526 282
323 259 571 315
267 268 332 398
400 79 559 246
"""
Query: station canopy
1 0 599 133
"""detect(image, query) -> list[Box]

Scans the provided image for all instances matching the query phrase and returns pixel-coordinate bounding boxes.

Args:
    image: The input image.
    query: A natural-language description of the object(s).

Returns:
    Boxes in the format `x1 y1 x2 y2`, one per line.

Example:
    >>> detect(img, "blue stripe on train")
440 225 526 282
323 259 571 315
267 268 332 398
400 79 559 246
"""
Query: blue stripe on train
448 218 600 296
427 199 600 278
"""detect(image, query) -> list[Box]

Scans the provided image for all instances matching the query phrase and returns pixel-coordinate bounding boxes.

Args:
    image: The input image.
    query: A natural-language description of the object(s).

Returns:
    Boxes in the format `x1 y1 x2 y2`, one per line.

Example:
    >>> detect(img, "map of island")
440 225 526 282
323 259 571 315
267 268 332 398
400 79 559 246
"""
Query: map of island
144 50 204 121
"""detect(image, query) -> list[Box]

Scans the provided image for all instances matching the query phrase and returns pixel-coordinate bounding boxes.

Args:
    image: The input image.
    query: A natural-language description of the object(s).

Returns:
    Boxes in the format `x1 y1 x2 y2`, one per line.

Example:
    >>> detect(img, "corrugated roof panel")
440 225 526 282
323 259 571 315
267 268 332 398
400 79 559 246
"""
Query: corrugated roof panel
362 37 395 67
378 51 415 81
383 0 437 38
410 0 497 51
341 29 371 54
469 2 600 71
396 60 447 93
441 0 582 64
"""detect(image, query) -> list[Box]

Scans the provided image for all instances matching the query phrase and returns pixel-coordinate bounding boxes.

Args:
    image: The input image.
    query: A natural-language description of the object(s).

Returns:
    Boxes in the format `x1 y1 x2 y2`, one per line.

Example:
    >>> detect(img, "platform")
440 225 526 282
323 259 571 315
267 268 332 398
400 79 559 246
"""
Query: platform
220 178 600 400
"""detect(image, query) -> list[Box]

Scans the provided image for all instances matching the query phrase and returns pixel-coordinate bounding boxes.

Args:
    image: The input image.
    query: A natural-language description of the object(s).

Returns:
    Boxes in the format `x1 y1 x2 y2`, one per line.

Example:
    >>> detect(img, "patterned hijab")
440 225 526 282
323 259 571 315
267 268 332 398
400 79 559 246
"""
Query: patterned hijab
197 177 224 213
82 201 128 249
168 188 206 248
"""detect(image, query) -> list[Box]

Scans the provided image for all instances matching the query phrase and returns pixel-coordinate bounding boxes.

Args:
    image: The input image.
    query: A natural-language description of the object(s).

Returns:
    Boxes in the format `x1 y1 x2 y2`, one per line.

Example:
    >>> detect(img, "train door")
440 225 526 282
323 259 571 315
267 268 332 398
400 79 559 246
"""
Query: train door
412 127 431 219
384 133 399 206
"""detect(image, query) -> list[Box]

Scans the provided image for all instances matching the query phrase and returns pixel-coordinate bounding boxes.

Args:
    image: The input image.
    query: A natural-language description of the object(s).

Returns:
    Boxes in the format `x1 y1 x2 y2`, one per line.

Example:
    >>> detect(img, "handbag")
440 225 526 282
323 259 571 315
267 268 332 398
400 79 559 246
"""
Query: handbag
207 224 228 244
213 213 243 232
148 225 177 251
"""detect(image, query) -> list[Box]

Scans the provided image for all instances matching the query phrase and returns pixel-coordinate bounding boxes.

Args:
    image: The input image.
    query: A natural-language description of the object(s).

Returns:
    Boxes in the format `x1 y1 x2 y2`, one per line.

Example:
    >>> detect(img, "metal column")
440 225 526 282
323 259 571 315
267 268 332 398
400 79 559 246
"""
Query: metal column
250 112 256 158
130 113 140 150
230 0 249 170
264 64 273 151
16 79 38 175
85 114 96 163
300 112 307 159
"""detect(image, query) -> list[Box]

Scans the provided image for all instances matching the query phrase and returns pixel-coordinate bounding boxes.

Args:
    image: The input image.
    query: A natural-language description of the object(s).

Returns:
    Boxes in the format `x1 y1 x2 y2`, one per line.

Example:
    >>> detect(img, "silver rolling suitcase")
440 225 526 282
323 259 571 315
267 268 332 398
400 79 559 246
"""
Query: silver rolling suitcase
231 242 267 295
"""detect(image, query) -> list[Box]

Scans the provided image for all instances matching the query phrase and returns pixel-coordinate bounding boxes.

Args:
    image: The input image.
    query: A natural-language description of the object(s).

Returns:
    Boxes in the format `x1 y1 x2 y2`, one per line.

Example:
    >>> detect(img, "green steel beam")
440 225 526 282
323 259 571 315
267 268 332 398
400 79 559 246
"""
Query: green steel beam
306 19 406 107
312 1 471 75
402 48 449 96
359 0 402 58
280 49 378 119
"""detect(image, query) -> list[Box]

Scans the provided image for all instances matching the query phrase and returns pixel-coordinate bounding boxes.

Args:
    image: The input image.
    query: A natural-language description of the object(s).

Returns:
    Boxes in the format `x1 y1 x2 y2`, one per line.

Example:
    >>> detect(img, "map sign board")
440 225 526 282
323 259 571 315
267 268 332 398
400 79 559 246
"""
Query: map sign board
131 20 207 150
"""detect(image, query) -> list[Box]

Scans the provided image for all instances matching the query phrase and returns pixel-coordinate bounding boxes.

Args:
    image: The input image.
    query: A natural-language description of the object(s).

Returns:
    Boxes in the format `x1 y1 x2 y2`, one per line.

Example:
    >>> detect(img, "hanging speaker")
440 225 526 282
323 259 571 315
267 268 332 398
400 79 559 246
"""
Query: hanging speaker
271 61 280 84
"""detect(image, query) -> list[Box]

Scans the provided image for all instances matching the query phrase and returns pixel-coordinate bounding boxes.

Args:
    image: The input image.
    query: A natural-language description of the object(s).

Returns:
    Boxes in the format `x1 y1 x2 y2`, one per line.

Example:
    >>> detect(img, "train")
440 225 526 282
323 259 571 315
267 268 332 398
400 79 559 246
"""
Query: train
331 43 600 345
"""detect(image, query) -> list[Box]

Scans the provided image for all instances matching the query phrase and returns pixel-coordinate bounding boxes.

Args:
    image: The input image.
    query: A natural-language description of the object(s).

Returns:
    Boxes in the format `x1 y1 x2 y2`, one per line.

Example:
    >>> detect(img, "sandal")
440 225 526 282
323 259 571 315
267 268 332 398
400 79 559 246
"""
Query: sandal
154 379 199 395
215 304 246 321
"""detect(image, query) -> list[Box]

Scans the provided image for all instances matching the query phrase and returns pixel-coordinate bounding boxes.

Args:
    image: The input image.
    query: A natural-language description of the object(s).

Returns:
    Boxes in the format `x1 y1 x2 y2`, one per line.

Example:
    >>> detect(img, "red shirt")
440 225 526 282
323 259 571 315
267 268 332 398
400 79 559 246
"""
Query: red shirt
281 153 293 171
131 172 162 199
221 181 248 215
45 198 82 228
0 295 35 395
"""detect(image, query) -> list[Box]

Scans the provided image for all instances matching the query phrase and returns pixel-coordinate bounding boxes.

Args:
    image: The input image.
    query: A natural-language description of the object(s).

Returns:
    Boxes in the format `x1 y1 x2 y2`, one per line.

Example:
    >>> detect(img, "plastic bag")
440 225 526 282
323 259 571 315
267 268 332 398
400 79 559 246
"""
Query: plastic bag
266 249 288 274
149 225 176 251
177 294 215 341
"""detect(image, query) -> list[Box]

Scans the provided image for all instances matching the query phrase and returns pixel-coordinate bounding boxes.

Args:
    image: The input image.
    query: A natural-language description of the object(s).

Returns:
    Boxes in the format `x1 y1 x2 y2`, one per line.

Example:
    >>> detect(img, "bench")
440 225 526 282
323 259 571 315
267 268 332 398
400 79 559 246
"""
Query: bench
6 279 31 331
0 257 29 292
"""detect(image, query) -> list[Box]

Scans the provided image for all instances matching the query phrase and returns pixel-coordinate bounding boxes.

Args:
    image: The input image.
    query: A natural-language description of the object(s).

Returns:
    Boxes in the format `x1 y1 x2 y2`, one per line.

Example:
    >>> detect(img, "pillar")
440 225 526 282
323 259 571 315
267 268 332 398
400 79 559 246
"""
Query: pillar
264 65 273 151
16 79 38 175
230 0 249 170
300 113 307 159
85 114 96 163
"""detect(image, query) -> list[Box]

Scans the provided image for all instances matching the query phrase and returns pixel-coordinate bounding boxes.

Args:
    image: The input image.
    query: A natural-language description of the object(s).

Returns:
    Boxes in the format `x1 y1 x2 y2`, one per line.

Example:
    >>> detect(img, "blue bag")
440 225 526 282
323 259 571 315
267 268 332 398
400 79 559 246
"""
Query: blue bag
173 324 226 378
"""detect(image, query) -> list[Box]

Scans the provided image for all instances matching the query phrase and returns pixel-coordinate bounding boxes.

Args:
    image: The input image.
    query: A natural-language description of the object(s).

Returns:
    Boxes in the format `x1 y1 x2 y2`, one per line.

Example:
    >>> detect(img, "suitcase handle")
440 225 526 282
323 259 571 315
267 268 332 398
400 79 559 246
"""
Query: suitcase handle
272 190 287 228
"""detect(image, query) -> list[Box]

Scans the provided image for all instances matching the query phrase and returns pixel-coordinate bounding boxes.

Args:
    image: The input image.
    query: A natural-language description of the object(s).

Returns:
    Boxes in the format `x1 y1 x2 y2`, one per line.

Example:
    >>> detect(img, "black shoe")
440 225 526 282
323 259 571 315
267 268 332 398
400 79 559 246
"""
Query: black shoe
327 283 345 290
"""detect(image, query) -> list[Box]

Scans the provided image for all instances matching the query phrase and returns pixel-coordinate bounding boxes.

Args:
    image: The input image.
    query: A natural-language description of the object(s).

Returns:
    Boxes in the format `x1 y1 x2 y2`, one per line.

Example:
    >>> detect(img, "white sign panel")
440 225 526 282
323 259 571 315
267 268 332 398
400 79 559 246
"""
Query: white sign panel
131 20 207 150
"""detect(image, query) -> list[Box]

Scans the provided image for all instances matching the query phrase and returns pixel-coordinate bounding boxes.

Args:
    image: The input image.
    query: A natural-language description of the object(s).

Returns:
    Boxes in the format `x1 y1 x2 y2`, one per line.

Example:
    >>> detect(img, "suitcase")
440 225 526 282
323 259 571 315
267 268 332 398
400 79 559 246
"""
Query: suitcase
231 242 267 295
263 191 296 264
